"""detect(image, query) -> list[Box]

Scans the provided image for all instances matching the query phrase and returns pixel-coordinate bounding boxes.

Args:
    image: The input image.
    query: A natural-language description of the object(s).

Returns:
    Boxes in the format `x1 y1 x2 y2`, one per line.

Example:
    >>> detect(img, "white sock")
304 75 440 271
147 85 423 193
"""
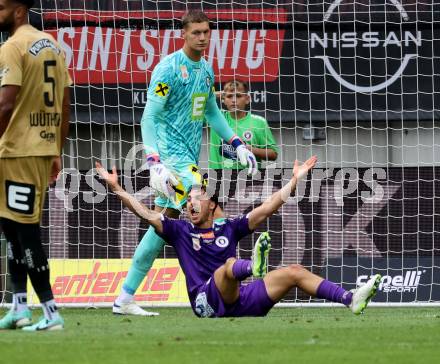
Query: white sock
12 293 28 313
41 299 60 321
115 287 134 305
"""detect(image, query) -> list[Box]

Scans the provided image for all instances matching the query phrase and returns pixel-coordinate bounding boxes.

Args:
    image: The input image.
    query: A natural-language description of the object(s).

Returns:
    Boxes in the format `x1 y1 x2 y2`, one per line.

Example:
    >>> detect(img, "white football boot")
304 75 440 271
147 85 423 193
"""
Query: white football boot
350 274 381 315
113 302 159 316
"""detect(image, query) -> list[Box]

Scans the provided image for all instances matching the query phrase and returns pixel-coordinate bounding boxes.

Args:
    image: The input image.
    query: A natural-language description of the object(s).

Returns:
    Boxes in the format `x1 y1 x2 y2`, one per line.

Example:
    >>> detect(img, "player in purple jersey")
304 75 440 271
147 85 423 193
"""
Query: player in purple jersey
96 158 381 317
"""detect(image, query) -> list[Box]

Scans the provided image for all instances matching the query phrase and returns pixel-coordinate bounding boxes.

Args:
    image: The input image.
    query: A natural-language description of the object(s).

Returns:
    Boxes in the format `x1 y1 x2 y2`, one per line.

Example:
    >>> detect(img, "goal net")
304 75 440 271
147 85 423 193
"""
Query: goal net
0 0 439 307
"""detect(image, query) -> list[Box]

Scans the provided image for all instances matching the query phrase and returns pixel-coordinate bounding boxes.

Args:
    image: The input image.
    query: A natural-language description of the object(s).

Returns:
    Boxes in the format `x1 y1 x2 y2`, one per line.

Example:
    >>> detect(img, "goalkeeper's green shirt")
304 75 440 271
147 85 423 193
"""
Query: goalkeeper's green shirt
209 112 278 169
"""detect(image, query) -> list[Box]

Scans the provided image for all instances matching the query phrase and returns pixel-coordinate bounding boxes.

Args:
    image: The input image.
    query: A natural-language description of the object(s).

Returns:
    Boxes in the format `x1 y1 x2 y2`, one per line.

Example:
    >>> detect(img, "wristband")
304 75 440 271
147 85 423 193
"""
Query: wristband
229 135 244 149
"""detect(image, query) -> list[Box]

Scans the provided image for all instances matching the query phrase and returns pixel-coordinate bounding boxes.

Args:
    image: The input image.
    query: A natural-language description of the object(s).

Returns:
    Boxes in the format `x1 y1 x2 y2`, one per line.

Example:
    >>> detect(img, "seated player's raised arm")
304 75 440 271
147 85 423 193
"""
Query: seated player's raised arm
95 161 164 234
247 156 317 230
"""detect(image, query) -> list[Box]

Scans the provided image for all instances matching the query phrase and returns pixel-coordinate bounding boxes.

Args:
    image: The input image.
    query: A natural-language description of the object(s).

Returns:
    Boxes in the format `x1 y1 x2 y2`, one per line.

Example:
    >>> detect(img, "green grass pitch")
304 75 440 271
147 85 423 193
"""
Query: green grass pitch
1 308 439 364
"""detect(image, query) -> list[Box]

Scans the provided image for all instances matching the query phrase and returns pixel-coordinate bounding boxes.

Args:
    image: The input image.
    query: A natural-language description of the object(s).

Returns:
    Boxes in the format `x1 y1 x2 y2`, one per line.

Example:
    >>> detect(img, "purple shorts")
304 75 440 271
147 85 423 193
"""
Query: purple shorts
193 277 275 318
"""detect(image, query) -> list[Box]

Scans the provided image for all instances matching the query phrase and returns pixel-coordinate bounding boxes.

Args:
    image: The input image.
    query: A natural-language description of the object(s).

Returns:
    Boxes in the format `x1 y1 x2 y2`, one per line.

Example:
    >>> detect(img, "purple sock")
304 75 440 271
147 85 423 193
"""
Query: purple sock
232 260 252 281
316 280 353 306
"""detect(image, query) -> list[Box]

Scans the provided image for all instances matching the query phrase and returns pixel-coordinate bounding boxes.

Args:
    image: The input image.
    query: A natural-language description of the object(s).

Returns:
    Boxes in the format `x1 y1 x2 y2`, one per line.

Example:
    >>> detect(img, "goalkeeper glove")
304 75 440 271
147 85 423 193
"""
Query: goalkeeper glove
230 136 258 176
146 154 179 199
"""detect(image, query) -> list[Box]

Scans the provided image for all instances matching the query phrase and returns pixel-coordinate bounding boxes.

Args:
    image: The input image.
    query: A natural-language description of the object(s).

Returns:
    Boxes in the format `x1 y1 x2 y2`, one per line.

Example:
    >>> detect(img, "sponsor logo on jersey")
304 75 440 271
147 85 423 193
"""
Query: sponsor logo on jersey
154 82 169 97
29 38 61 56
191 93 208 120
40 130 56 143
201 231 215 244
215 236 229 248
29 112 61 127
6 180 35 214
357 270 425 293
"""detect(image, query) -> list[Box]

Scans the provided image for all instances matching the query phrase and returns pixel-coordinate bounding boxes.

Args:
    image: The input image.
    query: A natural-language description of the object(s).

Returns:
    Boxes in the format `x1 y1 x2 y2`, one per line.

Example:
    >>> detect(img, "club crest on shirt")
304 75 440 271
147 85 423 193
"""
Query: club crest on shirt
154 82 169 97
215 236 229 248
243 130 253 141
180 65 189 80
191 234 201 251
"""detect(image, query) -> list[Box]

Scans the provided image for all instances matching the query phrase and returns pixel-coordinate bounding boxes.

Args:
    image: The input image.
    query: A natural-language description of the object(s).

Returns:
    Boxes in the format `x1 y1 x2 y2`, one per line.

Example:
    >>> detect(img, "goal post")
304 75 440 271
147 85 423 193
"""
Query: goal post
0 0 439 307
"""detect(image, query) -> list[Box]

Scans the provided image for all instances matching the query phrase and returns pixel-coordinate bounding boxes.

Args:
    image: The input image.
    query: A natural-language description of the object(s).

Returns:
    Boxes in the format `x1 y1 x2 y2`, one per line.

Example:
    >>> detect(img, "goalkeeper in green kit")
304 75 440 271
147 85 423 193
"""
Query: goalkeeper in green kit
209 79 278 170
113 10 258 316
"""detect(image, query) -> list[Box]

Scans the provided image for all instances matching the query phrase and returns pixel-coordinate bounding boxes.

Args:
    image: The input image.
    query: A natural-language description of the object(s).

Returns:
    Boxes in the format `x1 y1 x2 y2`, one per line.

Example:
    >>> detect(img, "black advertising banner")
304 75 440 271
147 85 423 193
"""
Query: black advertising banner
34 0 440 124
289 0 440 123
326 257 440 302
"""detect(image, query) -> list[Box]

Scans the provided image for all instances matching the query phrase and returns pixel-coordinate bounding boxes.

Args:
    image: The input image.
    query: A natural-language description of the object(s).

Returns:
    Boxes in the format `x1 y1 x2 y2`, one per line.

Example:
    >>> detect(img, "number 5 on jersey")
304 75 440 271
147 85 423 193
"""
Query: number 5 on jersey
44 60 56 107
191 93 207 121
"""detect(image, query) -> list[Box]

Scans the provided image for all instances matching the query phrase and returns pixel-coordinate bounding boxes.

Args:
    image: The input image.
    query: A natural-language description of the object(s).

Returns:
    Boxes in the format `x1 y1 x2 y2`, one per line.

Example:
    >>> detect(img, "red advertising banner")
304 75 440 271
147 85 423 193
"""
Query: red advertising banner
44 9 287 84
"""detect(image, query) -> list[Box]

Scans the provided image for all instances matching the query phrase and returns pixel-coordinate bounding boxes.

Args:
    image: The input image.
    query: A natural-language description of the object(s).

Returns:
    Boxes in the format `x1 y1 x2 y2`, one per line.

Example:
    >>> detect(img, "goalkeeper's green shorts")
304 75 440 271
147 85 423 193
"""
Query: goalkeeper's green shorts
154 163 204 210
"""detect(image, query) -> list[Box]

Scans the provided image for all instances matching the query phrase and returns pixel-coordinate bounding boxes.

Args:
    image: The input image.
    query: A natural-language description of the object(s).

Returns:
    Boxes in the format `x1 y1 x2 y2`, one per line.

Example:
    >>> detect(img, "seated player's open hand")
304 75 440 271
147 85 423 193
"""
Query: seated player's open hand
95 161 119 190
293 155 317 181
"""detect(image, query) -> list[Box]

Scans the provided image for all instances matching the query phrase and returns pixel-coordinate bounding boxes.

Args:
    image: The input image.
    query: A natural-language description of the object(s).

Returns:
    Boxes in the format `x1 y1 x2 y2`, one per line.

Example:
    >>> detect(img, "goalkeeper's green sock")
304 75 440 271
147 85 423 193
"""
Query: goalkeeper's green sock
117 226 165 303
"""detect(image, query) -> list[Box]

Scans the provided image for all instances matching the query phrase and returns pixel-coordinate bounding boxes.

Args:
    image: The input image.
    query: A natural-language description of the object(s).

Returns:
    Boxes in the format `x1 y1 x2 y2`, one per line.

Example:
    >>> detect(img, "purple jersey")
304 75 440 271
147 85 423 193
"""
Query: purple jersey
159 215 252 309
